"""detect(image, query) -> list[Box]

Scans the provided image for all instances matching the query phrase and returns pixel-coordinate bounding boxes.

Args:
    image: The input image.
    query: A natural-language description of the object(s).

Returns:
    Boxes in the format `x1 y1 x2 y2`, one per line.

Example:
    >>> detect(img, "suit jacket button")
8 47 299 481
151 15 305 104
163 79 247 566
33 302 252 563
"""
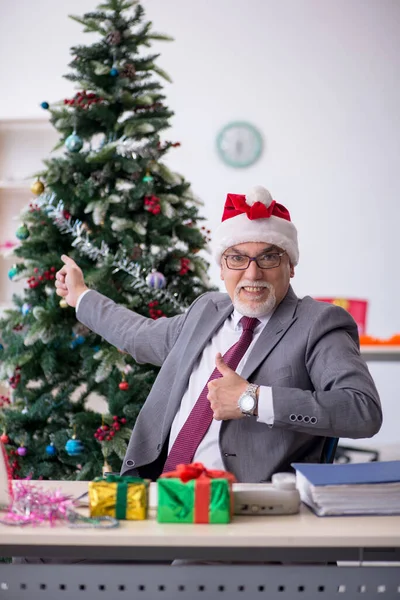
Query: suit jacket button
126 459 135 467
310 417 317 424
289 414 297 422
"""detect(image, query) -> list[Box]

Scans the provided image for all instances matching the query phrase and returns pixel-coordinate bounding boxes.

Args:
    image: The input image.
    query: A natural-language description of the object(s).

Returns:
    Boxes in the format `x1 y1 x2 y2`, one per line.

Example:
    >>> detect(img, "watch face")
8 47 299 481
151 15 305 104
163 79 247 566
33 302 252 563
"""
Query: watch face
240 394 256 412
216 121 263 168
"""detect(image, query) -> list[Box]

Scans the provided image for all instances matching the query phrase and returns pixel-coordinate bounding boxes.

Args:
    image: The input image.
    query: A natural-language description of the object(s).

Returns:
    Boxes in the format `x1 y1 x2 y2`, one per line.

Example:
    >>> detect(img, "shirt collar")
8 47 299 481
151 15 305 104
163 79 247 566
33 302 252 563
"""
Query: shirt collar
232 308 272 331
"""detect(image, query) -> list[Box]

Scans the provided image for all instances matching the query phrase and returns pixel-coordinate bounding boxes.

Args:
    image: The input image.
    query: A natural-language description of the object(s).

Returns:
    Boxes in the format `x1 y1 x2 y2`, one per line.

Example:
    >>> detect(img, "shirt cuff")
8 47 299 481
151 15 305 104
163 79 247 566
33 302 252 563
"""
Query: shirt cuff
256 386 274 425
76 289 91 313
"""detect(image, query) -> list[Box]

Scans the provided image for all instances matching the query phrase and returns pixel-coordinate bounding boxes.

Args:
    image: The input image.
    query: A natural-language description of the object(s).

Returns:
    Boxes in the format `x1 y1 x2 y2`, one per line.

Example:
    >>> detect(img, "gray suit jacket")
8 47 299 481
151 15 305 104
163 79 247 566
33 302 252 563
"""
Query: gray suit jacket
77 286 382 482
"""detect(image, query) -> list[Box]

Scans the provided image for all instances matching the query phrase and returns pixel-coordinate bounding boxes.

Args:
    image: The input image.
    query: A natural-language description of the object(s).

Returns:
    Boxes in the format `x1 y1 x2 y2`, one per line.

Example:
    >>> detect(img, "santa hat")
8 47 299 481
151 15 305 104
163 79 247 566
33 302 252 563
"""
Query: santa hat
213 186 299 266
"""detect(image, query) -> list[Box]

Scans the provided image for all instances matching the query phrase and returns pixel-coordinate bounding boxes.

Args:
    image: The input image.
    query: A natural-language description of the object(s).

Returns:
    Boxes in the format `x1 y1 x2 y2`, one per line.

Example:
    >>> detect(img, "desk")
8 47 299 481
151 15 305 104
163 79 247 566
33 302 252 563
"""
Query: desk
1 481 399 599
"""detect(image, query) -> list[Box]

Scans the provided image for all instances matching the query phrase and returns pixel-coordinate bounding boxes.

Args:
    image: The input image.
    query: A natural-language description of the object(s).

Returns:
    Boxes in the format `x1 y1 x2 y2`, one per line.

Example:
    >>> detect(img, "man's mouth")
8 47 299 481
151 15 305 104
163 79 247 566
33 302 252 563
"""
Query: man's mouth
241 286 267 295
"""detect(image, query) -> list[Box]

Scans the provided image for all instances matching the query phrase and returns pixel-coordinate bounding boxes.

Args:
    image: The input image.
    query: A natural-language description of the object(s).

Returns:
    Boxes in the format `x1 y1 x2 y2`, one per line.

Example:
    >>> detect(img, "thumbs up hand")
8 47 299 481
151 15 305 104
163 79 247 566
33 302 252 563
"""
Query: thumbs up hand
207 353 249 421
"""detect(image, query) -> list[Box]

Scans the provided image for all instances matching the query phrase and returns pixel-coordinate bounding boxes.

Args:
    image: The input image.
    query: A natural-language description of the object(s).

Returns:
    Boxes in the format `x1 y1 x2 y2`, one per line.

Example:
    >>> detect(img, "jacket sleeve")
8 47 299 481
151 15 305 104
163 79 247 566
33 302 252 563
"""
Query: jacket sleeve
270 304 382 439
76 290 187 366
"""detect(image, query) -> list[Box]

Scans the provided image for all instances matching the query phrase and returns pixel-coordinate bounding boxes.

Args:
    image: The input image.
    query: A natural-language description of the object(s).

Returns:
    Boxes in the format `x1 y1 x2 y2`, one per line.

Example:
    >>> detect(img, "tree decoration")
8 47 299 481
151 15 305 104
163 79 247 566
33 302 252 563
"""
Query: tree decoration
148 300 166 320
65 427 84 456
142 171 153 183
46 443 56 456
30 180 45 195
121 63 136 79
65 132 83 152
21 303 31 316
8 265 19 281
146 271 166 290
179 257 190 275
16 224 30 240
110 67 119 77
17 446 27 457
59 299 69 309
40 101 50 110
118 375 129 391
144 195 161 215
0 433 9 444
106 30 122 45
9 367 21 389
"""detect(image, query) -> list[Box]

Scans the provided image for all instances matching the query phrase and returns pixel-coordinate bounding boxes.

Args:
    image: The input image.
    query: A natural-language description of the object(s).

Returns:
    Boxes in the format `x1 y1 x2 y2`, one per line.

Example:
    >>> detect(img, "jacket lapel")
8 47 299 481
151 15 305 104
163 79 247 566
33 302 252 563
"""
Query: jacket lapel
163 296 233 428
240 286 299 380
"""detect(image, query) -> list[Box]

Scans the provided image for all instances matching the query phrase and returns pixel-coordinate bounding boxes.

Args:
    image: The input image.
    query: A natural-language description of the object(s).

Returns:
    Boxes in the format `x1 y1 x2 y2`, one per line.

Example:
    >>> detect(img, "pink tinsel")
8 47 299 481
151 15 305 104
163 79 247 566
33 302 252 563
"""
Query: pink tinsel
0 481 75 526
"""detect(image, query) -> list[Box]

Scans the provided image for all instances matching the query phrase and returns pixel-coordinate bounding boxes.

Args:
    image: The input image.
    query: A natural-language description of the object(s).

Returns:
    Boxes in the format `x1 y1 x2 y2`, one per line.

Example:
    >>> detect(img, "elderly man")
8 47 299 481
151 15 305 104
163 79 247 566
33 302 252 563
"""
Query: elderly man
56 185 382 482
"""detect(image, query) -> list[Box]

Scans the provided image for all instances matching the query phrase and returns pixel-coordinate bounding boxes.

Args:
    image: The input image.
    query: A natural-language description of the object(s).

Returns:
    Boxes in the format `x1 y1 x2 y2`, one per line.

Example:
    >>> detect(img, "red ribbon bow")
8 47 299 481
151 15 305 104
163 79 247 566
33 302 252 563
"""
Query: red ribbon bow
222 193 291 222
161 462 237 484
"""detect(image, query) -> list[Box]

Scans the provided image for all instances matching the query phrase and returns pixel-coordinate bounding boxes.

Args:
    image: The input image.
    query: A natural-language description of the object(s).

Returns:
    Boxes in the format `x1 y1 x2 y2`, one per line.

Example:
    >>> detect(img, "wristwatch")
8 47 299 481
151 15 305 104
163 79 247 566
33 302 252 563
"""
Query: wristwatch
238 383 259 416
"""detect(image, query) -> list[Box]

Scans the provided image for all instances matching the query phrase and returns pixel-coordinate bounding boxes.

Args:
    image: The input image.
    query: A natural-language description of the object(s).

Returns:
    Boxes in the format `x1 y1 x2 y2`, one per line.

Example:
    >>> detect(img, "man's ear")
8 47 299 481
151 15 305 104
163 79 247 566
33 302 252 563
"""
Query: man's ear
220 262 225 281
290 263 295 278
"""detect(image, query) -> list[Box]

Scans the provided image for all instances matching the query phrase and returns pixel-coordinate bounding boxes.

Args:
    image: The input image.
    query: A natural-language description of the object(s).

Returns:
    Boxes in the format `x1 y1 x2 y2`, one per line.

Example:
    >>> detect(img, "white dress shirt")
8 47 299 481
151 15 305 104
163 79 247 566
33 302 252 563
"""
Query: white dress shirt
76 291 274 470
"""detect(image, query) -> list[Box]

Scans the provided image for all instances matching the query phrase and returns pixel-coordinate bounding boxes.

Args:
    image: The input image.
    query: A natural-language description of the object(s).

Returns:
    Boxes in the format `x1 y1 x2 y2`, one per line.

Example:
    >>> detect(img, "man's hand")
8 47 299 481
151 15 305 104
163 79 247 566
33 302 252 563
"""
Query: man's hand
55 255 89 308
207 353 249 420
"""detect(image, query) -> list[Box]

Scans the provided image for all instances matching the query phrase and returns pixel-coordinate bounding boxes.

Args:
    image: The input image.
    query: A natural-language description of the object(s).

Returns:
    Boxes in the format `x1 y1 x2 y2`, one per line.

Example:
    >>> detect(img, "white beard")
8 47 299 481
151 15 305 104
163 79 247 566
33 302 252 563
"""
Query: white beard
233 280 276 317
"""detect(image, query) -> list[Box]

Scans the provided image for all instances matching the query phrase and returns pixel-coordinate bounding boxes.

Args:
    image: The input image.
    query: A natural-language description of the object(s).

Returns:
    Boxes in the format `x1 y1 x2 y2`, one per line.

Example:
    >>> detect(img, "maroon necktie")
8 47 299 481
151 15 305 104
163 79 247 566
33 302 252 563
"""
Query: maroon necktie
162 316 259 473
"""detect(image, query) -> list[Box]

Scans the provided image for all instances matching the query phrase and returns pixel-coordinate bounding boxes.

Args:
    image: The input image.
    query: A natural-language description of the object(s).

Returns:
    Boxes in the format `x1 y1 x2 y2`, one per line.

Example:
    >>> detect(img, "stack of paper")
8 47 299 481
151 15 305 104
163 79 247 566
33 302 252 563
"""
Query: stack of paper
291 460 400 516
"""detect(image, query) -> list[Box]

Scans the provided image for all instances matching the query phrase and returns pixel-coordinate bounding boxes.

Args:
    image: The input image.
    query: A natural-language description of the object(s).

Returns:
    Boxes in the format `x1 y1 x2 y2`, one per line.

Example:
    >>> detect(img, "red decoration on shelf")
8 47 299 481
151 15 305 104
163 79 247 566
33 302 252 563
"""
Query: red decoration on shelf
119 381 129 391
144 195 161 215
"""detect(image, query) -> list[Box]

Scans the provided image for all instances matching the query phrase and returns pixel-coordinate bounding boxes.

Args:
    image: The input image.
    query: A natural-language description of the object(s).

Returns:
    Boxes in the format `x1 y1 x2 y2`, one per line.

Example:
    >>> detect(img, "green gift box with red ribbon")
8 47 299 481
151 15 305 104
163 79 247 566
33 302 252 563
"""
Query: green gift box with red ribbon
157 462 236 524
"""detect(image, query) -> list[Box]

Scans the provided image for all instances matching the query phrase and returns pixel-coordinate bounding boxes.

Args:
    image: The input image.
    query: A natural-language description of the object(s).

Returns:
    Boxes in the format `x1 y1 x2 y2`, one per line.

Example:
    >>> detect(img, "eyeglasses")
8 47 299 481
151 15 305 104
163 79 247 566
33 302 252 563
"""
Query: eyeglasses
223 251 286 270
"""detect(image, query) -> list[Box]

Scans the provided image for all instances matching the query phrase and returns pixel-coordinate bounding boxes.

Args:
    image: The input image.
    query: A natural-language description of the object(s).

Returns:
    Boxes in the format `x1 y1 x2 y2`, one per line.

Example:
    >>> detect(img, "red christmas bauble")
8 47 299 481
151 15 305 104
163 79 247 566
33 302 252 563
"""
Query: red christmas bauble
0 433 9 444
119 381 129 391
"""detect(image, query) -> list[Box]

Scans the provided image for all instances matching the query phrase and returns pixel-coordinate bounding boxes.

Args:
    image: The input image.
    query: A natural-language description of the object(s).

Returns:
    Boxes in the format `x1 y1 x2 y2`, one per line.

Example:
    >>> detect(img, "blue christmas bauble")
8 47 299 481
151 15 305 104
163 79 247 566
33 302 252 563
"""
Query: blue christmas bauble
46 443 56 456
0 343 3 352
41 101 49 110
8 265 19 280
65 133 83 153
110 67 119 77
71 334 85 349
16 224 30 240
21 303 31 316
146 271 166 289
65 438 84 456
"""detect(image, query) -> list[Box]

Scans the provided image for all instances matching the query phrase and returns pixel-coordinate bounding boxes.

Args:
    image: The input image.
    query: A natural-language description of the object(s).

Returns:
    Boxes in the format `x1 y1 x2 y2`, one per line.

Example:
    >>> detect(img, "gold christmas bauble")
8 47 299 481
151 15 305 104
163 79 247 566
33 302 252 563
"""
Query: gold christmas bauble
59 299 68 309
30 180 45 195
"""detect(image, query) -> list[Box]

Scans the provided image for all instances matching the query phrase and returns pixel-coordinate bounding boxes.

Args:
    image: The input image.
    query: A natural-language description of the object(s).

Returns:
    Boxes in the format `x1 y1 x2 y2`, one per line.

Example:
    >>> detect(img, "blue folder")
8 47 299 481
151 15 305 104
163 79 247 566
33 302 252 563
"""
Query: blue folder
291 460 400 486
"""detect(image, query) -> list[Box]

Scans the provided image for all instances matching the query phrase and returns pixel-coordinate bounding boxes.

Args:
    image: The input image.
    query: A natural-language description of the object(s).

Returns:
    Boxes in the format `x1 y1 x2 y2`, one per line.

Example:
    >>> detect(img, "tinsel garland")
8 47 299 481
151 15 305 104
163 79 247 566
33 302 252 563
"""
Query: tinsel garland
36 192 185 311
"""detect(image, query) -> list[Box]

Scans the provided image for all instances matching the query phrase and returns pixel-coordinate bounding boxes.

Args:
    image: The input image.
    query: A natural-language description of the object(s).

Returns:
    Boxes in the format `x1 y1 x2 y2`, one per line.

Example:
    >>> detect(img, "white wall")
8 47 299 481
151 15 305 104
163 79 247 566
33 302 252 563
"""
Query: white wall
1 0 399 447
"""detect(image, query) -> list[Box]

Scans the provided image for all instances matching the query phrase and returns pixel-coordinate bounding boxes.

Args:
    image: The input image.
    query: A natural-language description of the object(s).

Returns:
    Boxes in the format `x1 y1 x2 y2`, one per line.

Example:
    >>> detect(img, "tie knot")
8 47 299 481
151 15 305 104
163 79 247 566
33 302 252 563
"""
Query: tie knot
240 316 260 332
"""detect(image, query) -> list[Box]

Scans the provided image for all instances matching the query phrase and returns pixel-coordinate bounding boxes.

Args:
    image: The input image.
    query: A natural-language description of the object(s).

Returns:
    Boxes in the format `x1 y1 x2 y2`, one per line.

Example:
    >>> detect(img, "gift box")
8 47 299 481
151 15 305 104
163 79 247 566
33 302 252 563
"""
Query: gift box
88 474 149 520
157 462 236 524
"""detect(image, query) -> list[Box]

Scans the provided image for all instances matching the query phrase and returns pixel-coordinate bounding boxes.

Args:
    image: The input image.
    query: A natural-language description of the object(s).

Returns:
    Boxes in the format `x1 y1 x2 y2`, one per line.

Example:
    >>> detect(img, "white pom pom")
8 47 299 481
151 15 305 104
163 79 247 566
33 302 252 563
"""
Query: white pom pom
246 186 273 207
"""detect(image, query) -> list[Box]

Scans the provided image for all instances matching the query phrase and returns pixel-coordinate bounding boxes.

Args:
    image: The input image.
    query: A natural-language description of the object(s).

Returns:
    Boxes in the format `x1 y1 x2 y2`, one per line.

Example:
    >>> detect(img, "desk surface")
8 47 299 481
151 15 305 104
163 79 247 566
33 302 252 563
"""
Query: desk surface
1 480 399 551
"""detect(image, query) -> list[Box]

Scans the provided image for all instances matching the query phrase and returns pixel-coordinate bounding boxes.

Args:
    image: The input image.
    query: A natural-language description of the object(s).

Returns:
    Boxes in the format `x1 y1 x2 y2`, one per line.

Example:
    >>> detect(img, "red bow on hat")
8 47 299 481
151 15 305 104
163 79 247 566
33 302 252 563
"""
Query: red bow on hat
222 193 291 222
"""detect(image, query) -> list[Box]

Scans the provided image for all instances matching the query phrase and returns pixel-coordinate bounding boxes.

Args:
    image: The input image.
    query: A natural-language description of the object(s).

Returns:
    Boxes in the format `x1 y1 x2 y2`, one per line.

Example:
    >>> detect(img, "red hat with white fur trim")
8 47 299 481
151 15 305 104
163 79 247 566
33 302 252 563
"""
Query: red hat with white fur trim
213 186 299 266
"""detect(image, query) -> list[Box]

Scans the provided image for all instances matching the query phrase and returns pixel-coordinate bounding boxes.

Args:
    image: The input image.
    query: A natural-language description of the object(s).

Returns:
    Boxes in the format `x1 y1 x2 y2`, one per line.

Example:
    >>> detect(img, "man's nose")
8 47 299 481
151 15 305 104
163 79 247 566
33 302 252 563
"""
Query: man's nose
244 259 263 278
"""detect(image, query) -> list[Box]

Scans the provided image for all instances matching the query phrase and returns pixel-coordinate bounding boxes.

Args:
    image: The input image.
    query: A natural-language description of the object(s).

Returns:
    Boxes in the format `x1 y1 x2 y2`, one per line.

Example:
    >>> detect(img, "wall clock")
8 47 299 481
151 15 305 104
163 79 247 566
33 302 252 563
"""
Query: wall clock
216 121 263 168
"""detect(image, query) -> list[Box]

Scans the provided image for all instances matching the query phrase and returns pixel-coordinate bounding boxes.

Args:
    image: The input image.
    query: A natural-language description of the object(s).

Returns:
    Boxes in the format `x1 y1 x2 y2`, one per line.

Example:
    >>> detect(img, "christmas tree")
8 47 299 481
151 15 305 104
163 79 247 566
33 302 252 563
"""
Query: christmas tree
0 0 213 481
